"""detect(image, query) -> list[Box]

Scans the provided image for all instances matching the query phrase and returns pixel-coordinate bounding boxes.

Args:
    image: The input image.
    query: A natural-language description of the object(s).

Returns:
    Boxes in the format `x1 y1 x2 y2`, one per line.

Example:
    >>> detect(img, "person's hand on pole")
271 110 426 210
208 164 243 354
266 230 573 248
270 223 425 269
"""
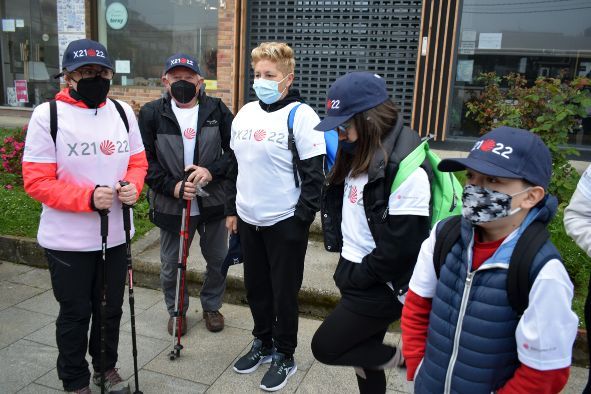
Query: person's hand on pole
226 215 238 234
116 181 138 205
93 186 114 210
185 164 212 185
174 180 196 200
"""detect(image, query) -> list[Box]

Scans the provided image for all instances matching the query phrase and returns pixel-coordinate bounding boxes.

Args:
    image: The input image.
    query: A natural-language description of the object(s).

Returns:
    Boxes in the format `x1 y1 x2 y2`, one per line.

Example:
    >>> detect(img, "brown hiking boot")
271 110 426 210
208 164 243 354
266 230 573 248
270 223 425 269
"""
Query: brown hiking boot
203 310 224 332
167 316 187 336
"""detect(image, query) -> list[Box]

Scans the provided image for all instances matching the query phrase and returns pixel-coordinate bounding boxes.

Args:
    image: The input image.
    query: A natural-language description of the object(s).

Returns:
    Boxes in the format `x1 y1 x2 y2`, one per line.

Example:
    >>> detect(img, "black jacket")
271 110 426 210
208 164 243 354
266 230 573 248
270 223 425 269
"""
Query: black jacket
225 89 324 224
139 93 234 232
321 117 432 317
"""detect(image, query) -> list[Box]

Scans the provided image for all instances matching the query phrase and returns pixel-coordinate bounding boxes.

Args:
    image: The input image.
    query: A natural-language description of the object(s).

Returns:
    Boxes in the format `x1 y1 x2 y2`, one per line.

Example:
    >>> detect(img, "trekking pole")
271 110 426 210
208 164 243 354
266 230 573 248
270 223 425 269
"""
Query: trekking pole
119 181 143 394
169 171 193 360
98 207 109 394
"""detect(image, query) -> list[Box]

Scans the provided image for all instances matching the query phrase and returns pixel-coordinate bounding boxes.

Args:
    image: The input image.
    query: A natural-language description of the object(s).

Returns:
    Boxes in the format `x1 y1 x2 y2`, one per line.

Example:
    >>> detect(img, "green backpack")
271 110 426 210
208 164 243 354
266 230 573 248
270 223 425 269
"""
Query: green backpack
390 139 463 227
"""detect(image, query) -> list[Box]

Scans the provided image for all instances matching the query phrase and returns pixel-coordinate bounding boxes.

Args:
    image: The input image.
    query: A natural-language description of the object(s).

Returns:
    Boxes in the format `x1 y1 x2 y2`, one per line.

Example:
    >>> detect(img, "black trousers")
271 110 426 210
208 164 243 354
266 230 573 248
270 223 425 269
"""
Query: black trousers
238 215 310 357
45 244 127 391
311 301 402 394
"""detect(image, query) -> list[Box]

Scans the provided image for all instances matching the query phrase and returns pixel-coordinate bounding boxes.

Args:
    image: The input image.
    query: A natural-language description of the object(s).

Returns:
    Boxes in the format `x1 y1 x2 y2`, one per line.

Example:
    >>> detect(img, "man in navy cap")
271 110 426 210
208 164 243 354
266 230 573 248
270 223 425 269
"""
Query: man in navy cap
401 127 578 393
138 53 234 334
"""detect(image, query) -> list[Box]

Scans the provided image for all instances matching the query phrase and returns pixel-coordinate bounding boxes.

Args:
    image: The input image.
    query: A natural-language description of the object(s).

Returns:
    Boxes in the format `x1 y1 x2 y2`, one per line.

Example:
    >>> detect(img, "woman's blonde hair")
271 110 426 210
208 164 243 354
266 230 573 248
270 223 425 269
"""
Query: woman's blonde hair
251 42 295 75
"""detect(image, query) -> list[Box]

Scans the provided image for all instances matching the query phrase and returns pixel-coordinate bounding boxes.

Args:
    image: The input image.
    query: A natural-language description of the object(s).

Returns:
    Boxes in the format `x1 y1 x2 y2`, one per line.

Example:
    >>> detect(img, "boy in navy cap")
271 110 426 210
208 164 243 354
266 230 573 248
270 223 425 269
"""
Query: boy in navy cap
401 127 578 393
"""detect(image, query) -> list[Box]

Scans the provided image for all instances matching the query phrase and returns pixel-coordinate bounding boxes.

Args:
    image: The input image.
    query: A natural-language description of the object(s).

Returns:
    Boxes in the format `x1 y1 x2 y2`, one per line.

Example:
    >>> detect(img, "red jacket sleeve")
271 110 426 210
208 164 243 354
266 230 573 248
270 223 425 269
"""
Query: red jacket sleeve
123 150 148 194
22 161 93 212
401 289 433 381
497 364 569 394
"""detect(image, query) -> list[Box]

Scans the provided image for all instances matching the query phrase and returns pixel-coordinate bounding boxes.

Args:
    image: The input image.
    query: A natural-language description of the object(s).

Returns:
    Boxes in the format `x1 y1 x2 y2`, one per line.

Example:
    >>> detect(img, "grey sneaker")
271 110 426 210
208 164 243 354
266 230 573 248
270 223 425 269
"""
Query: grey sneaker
233 338 273 374
67 386 91 394
260 352 297 392
92 368 130 394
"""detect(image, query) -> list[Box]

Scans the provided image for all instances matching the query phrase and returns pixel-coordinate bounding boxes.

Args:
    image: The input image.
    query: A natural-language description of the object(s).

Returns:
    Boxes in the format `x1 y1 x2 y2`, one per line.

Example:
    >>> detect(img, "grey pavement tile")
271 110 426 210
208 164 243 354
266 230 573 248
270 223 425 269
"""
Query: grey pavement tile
207 360 305 394
120 297 201 341
0 307 54 349
386 368 413 394
35 368 70 391
143 325 252 386
119 286 165 326
0 281 45 311
15 289 59 317
115 331 170 382
0 262 33 281
17 383 62 394
219 302 255 331
0 339 57 393
131 370 208 394
24 322 57 348
295 362 357 393
8 267 52 290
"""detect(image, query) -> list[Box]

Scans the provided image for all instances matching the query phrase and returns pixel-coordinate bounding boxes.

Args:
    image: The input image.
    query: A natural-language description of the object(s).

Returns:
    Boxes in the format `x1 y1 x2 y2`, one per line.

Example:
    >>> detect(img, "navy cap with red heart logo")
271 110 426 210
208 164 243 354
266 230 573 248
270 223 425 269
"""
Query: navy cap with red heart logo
438 126 553 190
164 53 201 75
315 72 390 131
57 39 112 77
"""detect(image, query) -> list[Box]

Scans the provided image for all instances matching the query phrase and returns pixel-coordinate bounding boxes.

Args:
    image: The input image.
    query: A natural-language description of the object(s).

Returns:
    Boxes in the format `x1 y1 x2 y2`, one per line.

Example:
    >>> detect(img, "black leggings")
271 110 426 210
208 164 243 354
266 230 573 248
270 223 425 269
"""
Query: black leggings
311 301 401 394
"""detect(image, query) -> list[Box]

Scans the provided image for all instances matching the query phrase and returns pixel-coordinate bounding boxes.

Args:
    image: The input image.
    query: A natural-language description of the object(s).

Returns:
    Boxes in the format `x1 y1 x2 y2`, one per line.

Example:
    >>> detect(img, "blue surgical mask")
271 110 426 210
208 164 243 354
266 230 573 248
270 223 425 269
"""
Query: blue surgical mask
339 139 357 154
253 75 290 104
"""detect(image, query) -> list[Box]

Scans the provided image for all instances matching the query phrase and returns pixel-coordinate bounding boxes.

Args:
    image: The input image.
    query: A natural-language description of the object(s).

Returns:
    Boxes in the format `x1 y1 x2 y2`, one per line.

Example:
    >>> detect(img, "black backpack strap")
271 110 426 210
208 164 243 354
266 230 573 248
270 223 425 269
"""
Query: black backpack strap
110 99 130 133
287 103 302 188
432 215 462 278
50 100 58 144
507 221 550 315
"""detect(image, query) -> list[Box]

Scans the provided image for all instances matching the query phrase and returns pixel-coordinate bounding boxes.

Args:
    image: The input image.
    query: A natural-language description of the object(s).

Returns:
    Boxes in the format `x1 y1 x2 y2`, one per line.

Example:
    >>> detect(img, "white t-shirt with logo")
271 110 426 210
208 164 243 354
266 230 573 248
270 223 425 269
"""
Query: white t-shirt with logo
172 101 199 216
231 101 326 226
23 99 145 251
341 167 430 263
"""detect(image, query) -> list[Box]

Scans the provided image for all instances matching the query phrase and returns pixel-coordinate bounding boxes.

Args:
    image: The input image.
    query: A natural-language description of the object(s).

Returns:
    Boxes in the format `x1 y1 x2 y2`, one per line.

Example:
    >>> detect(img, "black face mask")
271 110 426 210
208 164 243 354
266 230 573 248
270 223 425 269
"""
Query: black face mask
339 139 358 154
73 76 111 108
170 80 197 104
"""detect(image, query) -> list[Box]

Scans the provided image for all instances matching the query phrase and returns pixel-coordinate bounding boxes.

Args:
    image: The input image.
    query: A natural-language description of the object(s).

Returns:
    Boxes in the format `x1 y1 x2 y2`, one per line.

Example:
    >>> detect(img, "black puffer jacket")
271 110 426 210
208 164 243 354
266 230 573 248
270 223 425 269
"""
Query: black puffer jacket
139 93 234 232
321 117 432 317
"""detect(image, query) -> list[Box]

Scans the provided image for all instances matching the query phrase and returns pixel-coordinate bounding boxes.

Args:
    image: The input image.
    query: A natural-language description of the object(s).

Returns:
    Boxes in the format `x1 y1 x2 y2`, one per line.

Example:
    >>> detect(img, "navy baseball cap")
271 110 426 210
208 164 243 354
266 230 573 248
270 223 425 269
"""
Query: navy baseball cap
164 53 201 75
221 233 242 278
315 72 390 131
57 39 112 77
438 126 552 190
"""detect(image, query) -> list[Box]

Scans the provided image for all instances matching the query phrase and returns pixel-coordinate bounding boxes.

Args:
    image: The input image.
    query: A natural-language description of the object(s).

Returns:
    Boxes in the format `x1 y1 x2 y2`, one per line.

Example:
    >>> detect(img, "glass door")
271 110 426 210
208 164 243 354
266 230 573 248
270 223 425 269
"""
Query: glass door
0 0 59 107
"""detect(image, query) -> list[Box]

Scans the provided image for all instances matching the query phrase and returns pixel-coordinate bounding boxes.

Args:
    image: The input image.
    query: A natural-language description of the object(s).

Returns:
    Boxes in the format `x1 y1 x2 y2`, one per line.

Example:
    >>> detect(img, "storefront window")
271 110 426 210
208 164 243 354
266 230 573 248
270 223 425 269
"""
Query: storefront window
448 1 591 145
0 0 59 107
97 0 219 88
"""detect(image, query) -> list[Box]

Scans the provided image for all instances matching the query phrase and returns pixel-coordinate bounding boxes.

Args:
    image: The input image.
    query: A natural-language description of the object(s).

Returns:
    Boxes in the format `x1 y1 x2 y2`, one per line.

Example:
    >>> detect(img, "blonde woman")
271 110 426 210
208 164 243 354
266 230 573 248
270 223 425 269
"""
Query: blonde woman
226 42 325 391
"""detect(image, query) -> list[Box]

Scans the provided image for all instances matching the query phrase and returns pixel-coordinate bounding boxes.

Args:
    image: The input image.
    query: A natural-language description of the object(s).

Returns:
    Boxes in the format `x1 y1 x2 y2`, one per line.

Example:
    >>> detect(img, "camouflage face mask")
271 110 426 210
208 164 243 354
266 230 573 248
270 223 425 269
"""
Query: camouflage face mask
461 184 530 225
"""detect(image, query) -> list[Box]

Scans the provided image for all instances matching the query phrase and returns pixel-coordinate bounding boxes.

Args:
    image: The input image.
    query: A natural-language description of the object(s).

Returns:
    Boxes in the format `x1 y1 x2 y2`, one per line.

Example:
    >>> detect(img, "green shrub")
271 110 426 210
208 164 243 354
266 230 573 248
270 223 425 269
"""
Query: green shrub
466 73 591 204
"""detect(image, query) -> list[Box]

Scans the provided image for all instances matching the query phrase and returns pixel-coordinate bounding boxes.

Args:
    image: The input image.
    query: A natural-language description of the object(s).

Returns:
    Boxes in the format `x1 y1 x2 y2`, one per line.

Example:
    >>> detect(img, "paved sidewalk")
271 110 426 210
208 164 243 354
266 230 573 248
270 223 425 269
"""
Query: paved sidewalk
0 260 588 393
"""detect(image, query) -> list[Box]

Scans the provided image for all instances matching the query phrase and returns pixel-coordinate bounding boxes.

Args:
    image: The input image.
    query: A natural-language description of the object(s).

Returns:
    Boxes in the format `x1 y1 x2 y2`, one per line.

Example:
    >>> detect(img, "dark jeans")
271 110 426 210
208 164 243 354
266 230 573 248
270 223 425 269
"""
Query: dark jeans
45 244 127 391
238 215 310 357
311 301 402 394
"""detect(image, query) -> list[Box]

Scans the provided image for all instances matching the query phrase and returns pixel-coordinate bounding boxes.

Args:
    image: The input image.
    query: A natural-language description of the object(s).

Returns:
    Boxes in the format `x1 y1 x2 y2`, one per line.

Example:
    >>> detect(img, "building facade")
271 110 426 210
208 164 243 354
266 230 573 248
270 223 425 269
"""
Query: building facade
1 0 590 146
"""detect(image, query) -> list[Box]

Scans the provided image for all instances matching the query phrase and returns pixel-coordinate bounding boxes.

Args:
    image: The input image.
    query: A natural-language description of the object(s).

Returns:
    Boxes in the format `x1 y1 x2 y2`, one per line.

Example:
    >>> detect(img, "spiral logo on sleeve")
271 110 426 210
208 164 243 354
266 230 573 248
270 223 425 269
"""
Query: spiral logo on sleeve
100 140 115 155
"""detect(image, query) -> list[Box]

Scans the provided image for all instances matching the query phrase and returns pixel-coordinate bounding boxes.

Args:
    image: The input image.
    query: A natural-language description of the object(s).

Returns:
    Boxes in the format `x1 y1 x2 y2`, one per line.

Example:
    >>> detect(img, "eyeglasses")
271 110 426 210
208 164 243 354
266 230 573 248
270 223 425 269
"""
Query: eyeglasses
71 68 114 80
336 122 351 136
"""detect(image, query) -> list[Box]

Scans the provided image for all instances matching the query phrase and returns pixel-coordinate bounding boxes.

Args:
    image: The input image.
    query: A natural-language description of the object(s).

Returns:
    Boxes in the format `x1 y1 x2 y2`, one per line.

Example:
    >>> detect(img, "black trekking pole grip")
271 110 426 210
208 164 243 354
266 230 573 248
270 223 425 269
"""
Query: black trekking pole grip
99 209 109 237
119 181 132 232
178 169 195 201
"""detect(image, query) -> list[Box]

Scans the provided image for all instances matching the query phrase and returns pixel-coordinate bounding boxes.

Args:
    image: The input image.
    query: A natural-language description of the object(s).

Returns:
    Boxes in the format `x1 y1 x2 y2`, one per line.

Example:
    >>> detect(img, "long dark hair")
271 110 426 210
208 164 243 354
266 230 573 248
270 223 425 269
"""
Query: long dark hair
328 99 399 184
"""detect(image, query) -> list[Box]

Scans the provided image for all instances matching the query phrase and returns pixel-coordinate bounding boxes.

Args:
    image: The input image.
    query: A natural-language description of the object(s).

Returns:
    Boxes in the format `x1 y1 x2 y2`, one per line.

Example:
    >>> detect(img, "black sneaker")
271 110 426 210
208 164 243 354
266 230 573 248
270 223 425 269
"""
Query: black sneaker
260 352 297 392
92 368 130 394
233 339 273 374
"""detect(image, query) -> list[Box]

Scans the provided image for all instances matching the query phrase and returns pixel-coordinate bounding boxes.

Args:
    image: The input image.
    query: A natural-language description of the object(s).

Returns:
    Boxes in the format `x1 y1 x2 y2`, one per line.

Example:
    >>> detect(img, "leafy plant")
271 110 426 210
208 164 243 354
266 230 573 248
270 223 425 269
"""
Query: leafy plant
465 73 591 203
